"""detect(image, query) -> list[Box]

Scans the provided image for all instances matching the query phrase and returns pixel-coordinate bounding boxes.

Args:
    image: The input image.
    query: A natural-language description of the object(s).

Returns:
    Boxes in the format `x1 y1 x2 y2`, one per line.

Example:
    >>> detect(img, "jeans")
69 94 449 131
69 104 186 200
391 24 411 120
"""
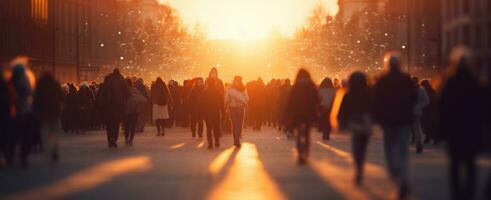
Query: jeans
296 123 311 159
382 125 411 185
352 132 371 180
412 118 423 148
123 113 138 141
229 107 245 146
205 114 221 148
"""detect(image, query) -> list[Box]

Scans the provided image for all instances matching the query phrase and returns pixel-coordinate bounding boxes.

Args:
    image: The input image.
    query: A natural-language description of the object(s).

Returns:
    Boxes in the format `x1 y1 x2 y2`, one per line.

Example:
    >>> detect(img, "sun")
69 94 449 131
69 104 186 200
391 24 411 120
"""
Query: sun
162 0 339 41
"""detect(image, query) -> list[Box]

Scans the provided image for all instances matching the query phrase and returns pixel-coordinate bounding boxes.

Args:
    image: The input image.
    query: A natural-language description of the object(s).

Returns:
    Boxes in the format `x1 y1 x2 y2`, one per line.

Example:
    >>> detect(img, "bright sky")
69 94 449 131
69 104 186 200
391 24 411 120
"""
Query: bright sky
159 0 339 40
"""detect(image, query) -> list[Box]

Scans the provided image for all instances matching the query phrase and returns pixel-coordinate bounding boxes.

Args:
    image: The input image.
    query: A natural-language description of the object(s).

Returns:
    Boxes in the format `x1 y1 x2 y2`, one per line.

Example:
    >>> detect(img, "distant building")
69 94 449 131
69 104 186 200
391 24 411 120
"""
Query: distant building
442 0 491 78
407 0 442 74
337 0 388 24
0 0 118 83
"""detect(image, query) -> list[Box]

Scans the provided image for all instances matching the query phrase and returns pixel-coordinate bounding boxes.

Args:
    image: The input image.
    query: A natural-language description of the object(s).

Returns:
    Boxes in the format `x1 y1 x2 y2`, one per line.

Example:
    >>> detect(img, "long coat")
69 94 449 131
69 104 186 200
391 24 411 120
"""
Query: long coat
97 72 129 122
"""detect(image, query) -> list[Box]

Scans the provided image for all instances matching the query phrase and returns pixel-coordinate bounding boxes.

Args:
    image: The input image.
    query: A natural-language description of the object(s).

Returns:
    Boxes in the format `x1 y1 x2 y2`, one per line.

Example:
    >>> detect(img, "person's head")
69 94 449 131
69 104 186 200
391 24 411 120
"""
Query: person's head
194 77 204 88
232 76 245 91
449 46 474 75
383 51 402 73
209 67 218 79
348 71 368 93
320 77 334 89
295 68 313 85
156 77 164 85
113 68 121 75
284 79 291 86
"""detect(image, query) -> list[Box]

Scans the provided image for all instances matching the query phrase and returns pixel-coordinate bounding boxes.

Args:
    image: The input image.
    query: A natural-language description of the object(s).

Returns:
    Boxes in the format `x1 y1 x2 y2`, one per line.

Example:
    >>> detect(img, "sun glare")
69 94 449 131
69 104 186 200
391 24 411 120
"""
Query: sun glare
161 0 339 40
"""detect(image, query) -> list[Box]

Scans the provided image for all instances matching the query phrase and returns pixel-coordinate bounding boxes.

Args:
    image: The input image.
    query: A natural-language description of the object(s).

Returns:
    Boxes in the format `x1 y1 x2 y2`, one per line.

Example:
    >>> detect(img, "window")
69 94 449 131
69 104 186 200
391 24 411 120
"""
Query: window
31 0 48 25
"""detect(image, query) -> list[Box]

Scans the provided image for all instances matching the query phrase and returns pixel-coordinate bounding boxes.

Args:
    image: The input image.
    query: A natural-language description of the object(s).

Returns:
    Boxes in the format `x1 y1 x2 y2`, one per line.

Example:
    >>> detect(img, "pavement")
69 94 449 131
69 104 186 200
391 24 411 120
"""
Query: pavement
0 126 490 200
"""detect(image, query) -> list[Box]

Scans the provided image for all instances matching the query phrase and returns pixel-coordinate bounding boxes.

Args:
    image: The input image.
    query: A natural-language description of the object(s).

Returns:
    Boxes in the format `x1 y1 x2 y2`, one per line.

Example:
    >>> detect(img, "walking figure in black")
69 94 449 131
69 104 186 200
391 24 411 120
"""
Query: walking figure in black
284 69 319 165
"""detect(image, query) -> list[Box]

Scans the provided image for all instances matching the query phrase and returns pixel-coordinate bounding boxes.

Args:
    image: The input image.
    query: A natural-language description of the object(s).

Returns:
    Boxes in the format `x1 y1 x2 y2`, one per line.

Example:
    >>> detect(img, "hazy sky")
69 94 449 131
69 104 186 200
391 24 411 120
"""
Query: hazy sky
159 0 339 40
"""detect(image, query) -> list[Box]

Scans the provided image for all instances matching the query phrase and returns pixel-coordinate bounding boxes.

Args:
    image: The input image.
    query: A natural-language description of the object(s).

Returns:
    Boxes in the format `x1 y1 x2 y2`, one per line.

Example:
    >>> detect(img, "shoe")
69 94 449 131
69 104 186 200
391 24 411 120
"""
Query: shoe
129 140 133 146
215 141 220 148
208 145 213 149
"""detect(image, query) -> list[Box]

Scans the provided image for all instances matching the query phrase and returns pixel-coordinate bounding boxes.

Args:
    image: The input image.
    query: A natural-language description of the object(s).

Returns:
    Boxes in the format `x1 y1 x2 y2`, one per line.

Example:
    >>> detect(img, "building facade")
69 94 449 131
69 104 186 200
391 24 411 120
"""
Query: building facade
0 0 118 83
407 0 442 75
442 0 491 78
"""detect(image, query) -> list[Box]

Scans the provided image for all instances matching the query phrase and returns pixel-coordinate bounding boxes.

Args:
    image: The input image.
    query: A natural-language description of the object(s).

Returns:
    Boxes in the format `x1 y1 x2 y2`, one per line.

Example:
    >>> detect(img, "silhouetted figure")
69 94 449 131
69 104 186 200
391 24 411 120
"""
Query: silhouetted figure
318 77 336 140
412 77 429 154
9 63 37 167
135 78 151 133
373 52 417 199
77 82 95 134
189 78 205 138
284 69 319 165
249 78 268 131
168 80 181 127
439 48 485 200
0 66 16 166
123 79 147 146
338 72 373 186
278 79 292 137
62 84 78 133
33 72 63 163
97 69 129 148
201 77 225 149
225 76 249 147
150 77 172 136
420 80 438 144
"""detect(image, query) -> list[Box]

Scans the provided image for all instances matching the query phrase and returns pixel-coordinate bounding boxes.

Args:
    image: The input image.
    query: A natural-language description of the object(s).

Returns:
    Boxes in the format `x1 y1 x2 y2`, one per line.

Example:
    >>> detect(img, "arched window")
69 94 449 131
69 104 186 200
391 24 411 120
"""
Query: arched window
31 0 48 26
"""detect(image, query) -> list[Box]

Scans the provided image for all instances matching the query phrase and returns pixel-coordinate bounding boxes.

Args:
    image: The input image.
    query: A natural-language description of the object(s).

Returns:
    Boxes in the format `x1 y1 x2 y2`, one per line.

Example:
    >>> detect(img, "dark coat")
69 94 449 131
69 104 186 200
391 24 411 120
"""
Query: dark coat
150 81 171 106
338 90 372 130
97 72 129 121
373 71 417 126
200 85 224 120
33 73 63 121
439 68 485 156
189 85 204 117
284 80 319 128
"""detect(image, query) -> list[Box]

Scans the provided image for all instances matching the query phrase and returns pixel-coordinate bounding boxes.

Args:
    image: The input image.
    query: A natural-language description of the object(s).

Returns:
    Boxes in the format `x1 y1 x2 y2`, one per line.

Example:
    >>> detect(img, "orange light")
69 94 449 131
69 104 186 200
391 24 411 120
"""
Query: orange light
207 143 286 200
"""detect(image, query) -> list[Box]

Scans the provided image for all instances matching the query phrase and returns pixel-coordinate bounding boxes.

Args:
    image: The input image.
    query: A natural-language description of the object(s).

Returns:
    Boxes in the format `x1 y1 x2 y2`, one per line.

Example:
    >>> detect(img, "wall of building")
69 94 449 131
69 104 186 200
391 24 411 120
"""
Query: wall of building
442 0 491 78
0 0 118 83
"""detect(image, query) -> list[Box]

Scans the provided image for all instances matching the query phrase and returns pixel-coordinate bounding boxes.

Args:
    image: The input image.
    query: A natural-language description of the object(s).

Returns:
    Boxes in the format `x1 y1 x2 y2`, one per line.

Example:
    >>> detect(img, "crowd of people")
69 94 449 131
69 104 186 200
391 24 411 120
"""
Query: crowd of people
1 47 490 200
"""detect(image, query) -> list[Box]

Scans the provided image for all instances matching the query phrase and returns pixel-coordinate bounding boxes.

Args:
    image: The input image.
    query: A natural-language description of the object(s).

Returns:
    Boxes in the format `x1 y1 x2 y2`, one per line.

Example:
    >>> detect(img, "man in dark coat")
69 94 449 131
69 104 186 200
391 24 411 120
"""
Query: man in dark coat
33 72 63 162
189 78 205 138
201 77 225 149
439 49 485 200
373 52 417 199
97 69 129 148
283 69 319 165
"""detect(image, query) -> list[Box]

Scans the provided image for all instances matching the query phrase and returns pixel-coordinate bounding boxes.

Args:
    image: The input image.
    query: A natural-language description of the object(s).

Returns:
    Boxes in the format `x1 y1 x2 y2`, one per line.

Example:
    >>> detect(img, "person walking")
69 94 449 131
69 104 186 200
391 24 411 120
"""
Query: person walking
412 77 429 153
189 78 205 138
439 48 485 200
338 72 373 186
135 78 151 133
201 77 225 149
150 77 172 136
373 52 417 199
33 72 63 162
318 77 336 140
225 76 249 147
284 69 319 165
97 69 129 148
123 78 147 146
